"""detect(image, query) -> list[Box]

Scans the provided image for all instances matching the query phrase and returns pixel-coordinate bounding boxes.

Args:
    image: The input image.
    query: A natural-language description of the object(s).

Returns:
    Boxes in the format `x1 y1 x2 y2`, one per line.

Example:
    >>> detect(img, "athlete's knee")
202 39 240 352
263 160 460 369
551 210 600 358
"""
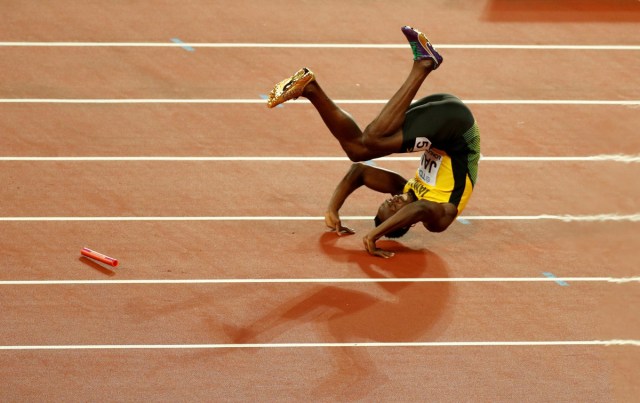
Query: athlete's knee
345 151 365 162
341 144 370 162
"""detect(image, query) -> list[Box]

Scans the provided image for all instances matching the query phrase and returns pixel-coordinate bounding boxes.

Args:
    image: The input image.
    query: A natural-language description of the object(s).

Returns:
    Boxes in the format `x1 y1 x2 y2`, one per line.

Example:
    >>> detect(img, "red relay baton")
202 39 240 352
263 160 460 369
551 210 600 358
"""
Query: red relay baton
81 247 119 267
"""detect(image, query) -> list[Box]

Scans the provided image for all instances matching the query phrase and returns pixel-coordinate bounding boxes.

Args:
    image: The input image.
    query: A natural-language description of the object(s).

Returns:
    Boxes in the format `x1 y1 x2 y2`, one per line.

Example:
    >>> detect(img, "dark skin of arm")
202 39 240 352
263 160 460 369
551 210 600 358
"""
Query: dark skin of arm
325 162 407 232
325 163 458 258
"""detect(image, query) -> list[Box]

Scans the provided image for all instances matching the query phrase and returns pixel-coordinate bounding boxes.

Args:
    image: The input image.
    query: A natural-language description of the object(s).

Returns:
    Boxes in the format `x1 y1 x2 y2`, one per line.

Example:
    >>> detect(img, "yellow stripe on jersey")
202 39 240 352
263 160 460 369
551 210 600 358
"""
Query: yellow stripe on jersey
403 148 474 216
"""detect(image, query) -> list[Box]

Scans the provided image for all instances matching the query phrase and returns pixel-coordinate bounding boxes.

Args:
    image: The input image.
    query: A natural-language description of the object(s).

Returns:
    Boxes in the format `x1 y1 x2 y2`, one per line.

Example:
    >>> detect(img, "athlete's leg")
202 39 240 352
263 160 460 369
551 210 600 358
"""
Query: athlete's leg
299 80 375 161
300 59 434 161
360 59 434 152
355 25 443 154
266 26 441 161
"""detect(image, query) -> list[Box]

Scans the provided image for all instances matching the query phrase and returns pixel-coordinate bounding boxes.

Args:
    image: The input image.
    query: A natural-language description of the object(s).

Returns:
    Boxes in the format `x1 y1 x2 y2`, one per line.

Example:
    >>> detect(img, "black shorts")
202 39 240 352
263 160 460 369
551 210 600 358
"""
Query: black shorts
400 93 475 155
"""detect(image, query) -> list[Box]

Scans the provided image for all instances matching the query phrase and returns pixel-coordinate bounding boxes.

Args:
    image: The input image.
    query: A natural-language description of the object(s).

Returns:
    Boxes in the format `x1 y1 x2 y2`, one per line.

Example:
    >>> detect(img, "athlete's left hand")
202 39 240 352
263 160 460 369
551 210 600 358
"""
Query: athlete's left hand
325 210 355 236
363 235 395 258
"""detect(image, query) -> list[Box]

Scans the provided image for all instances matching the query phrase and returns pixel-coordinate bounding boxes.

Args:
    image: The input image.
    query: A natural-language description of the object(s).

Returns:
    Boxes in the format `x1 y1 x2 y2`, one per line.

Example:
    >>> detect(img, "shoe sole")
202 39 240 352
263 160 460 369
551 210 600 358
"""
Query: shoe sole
418 33 441 66
402 26 442 67
266 68 314 108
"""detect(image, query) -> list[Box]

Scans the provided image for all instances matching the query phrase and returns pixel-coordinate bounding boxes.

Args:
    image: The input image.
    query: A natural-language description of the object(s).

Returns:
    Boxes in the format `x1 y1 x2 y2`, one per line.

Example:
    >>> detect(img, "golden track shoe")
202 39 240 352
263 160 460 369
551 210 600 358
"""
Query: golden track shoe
266 67 315 108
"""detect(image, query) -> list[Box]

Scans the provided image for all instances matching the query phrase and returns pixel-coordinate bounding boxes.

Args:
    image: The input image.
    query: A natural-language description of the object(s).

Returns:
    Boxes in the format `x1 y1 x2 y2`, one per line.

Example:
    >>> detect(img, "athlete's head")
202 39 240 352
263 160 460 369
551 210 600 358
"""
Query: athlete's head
373 193 413 238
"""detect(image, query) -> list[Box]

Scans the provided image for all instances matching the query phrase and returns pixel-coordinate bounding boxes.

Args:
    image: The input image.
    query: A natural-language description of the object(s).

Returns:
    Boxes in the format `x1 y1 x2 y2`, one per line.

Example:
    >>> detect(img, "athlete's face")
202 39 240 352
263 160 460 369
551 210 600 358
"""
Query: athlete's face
376 193 412 222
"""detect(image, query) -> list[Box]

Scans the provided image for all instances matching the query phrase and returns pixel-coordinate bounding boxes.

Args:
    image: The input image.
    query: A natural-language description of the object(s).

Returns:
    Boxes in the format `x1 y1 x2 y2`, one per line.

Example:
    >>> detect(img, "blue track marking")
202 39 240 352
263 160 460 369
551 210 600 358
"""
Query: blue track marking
170 38 194 52
542 272 570 286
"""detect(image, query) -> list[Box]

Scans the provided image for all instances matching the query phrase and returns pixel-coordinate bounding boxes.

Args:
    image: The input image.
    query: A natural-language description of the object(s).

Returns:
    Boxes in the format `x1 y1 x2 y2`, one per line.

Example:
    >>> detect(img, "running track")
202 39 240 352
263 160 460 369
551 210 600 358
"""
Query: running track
1 1 639 401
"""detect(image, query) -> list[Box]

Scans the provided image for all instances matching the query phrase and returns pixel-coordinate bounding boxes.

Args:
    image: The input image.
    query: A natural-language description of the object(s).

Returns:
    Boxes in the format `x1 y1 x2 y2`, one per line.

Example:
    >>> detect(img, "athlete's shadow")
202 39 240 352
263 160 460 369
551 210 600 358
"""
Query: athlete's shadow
317 232 451 341
225 232 452 400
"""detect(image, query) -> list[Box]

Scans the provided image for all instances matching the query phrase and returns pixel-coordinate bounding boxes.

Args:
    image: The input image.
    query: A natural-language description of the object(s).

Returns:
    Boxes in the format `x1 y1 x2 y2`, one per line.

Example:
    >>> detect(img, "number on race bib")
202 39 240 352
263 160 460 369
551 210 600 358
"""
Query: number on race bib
412 137 431 152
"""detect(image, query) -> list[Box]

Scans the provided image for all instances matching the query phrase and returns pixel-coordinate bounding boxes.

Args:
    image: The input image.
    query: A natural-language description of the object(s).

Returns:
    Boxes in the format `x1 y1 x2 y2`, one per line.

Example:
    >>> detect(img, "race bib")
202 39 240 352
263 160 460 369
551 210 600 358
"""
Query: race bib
411 137 431 152
418 149 442 186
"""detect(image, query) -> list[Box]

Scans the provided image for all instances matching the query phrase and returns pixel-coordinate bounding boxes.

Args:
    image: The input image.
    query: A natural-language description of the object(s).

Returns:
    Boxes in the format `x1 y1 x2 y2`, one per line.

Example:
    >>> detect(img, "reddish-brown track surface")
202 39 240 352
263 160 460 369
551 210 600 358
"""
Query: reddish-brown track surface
1 1 639 402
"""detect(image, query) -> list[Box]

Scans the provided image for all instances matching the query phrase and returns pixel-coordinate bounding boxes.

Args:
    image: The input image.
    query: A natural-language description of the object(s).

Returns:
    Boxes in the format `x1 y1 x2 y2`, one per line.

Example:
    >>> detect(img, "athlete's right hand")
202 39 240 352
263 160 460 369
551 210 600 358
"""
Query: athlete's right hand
363 235 395 259
325 210 355 236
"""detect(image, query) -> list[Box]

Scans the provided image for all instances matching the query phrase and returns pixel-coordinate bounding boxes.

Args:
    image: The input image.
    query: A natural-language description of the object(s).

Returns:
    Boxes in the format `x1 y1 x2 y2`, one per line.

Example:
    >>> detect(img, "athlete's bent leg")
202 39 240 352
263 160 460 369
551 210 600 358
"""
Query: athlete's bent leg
301 59 434 161
301 81 381 161
266 26 441 161
361 59 434 152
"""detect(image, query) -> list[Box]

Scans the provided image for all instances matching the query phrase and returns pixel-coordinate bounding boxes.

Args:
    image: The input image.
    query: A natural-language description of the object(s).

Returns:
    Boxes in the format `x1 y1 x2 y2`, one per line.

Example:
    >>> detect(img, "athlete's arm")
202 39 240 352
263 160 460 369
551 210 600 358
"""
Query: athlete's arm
362 200 457 258
325 163 407 234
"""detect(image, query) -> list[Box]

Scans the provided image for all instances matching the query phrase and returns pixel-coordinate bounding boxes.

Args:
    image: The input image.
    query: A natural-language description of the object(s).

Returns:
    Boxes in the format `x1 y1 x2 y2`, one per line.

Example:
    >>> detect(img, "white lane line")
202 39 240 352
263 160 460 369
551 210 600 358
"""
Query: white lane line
0 155 638 162
461 214 640 222
0 214 639 222
0 42 638 50
1 277 638 286
1 99 639 105
483 155 640 162
1 340 638 351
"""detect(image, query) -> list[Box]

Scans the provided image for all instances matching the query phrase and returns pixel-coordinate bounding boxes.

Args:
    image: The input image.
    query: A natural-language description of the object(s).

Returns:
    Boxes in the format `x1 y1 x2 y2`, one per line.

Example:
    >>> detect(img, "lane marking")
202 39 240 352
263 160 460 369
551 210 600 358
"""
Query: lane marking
0 42 638 50
1 99 639 105
0 277 638 285
0 340 638 351
0 214 638 222
542 272 570 286
170 38 194 52
460 214 640 222
0 155 638 162
482 155 640 162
